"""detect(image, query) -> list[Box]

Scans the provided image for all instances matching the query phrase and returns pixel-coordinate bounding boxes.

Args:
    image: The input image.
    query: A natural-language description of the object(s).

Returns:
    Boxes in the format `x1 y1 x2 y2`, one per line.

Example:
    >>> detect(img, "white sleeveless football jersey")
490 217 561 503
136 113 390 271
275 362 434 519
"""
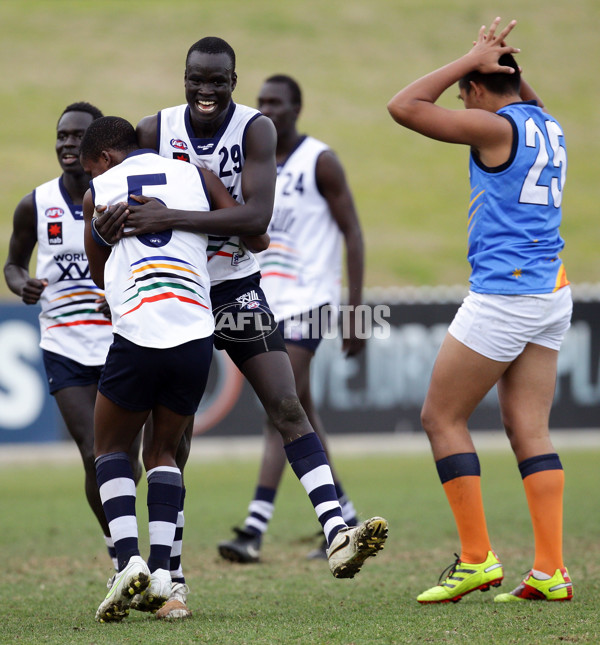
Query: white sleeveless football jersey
34 176 112 365
90 150 213 348
259 136 342 320
157 102 262 284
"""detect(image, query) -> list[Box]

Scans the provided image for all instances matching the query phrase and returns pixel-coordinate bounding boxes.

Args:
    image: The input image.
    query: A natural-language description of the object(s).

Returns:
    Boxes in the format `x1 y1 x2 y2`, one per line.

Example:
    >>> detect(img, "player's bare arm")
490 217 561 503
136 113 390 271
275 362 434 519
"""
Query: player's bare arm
136 114 159 150
241 233 270 253
4 193 48 304
124 115 276 237
387 17 519 152
83 189 113 289
316 149 365 356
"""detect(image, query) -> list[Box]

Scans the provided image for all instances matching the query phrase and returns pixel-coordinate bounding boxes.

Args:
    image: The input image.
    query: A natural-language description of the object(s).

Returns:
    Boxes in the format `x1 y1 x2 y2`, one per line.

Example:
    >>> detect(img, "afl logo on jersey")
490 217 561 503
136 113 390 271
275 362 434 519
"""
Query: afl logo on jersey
45 207 64 219
137 230 173 248
170 138 188 151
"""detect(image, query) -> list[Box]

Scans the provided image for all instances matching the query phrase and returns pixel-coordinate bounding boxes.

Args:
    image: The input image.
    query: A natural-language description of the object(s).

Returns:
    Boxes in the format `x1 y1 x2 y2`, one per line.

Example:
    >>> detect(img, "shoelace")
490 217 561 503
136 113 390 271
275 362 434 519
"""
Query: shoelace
437 553 461 584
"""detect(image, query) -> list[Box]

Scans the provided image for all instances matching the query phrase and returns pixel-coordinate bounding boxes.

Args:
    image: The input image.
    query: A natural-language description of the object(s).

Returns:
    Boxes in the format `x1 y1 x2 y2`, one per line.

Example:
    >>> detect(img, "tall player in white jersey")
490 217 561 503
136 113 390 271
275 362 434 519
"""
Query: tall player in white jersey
93 37 388 617
80 115 237 622
3 102 142 573
217 75 366 563
388 18 573 604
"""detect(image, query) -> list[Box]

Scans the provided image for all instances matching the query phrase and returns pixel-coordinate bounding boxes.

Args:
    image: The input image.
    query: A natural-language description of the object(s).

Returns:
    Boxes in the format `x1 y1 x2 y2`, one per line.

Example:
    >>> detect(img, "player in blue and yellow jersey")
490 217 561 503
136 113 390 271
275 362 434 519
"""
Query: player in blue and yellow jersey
388 18 573 603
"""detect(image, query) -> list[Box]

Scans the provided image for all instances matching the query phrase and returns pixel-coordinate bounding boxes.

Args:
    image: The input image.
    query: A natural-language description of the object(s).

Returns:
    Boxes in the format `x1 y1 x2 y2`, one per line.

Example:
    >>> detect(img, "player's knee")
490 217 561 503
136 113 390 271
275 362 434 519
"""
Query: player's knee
268 395 306 430
81 451 97 475
420 404 443 438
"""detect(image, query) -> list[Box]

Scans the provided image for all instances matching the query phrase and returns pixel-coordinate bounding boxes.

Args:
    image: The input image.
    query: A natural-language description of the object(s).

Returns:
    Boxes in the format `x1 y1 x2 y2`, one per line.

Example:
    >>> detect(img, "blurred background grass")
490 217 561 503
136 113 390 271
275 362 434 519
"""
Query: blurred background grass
1 0 598 297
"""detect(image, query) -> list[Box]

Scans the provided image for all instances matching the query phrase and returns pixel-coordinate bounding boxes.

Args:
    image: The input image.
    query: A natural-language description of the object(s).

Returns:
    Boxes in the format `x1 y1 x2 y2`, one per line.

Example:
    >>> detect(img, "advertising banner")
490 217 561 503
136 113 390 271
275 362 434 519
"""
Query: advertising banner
2 290 599 442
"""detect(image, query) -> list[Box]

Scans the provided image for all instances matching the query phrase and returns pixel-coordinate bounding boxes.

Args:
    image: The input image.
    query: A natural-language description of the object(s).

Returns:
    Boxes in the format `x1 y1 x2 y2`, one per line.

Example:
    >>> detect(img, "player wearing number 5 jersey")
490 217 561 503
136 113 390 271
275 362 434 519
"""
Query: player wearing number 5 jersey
388 17 573 604
80 116 238 622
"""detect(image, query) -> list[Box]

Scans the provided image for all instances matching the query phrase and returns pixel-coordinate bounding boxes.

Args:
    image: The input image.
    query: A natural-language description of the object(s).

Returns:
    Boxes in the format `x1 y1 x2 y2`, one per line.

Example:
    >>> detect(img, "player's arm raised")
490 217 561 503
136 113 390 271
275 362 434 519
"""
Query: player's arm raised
387 17 519 149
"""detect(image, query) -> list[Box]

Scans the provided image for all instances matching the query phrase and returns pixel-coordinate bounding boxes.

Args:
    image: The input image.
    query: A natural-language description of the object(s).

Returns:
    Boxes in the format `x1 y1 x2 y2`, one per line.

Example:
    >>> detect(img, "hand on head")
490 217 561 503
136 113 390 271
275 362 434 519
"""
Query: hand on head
468 17 520 74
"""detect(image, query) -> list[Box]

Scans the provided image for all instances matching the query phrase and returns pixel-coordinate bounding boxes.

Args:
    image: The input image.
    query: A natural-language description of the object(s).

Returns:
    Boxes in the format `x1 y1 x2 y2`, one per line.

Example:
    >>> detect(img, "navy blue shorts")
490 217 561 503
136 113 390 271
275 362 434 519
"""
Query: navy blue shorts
42 349 103 395
211 272 286 368
98 334 213 415
277 304 332 354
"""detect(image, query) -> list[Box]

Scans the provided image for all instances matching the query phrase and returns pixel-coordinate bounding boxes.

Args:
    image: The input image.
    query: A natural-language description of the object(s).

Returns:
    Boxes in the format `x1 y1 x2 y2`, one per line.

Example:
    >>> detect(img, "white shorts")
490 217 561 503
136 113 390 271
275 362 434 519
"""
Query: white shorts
448 286 572 362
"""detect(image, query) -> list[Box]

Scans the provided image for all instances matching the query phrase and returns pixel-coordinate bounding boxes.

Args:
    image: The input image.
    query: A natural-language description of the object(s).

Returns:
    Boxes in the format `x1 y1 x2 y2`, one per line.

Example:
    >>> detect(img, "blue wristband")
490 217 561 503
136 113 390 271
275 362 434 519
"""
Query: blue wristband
91 217 113 247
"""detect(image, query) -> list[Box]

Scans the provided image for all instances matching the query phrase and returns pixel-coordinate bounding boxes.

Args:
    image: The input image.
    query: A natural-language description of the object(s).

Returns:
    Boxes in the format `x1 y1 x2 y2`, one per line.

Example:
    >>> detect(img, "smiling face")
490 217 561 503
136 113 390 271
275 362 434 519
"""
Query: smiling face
184 51 237 133
55 110 95 174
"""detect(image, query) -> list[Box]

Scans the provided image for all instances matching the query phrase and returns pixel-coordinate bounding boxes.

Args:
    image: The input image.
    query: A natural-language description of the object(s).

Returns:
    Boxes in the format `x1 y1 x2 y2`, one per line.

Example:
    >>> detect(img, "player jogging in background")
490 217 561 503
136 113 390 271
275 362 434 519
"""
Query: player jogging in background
217 74 365 563
388 17 573 603
3 102 142 575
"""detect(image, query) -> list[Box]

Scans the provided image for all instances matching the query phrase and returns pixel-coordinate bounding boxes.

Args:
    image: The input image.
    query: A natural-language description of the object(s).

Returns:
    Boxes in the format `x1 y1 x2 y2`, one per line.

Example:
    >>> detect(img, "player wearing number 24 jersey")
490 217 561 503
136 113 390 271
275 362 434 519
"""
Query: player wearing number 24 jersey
388 17 572 604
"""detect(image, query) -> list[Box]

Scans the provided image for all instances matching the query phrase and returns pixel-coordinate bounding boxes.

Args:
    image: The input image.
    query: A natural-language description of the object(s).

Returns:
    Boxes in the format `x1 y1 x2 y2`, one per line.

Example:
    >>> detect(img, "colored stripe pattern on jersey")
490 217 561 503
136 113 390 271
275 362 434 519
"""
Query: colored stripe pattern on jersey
90 149 214 349
467 101 569 294
157 102 262 285
121 255 209 318
259 136 343 321
34 176 112 365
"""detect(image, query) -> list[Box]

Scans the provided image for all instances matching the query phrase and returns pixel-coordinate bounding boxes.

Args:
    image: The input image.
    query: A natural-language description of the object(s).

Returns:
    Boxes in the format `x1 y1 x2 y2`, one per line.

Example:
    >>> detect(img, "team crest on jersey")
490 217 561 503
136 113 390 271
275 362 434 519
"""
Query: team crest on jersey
47 222 63 245
236 290 261 310
45 207 64 219
231 249 250 266
170 138 188 150
173 152 190 163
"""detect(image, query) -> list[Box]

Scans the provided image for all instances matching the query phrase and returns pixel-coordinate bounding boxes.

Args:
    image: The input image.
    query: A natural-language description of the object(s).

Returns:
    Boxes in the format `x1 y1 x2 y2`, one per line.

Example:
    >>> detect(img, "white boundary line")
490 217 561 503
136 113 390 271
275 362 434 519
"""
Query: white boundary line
1 430 599 465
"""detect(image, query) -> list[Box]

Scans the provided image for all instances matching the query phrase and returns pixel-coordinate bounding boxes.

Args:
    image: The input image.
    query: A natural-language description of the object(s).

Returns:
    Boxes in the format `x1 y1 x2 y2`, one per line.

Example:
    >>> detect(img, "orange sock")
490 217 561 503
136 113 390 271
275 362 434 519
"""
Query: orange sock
442 476 491 563
522 469 565 575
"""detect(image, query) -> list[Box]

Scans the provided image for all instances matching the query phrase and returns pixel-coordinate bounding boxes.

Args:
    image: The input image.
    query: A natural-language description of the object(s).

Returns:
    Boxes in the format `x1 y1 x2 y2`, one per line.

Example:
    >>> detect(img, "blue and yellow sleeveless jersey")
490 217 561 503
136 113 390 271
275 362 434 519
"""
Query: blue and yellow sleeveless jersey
467 100 569 294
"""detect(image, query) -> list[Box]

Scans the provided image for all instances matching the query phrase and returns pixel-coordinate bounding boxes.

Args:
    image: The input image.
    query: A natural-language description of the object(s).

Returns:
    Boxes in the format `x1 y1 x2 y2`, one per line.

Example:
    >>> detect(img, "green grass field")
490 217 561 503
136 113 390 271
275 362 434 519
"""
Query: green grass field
2 3 599 643
1 447 599 644
1 0 600 298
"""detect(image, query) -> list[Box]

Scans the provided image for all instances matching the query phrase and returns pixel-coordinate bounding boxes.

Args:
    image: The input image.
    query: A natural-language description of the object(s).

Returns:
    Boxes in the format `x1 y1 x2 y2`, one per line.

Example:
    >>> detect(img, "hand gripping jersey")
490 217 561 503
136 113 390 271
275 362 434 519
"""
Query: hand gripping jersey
468 101 569 294
34 176 112 365
258 136 342 321
156 102 262 285
90 150 213 348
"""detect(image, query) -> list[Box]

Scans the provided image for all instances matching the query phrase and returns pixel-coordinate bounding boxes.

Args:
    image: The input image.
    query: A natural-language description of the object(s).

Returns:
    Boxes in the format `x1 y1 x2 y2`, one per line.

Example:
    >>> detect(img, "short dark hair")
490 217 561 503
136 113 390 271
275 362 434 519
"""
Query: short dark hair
79 116 138 161
459 54 521 96
186 36 236 70
58 101 103 127
264 74 303 109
